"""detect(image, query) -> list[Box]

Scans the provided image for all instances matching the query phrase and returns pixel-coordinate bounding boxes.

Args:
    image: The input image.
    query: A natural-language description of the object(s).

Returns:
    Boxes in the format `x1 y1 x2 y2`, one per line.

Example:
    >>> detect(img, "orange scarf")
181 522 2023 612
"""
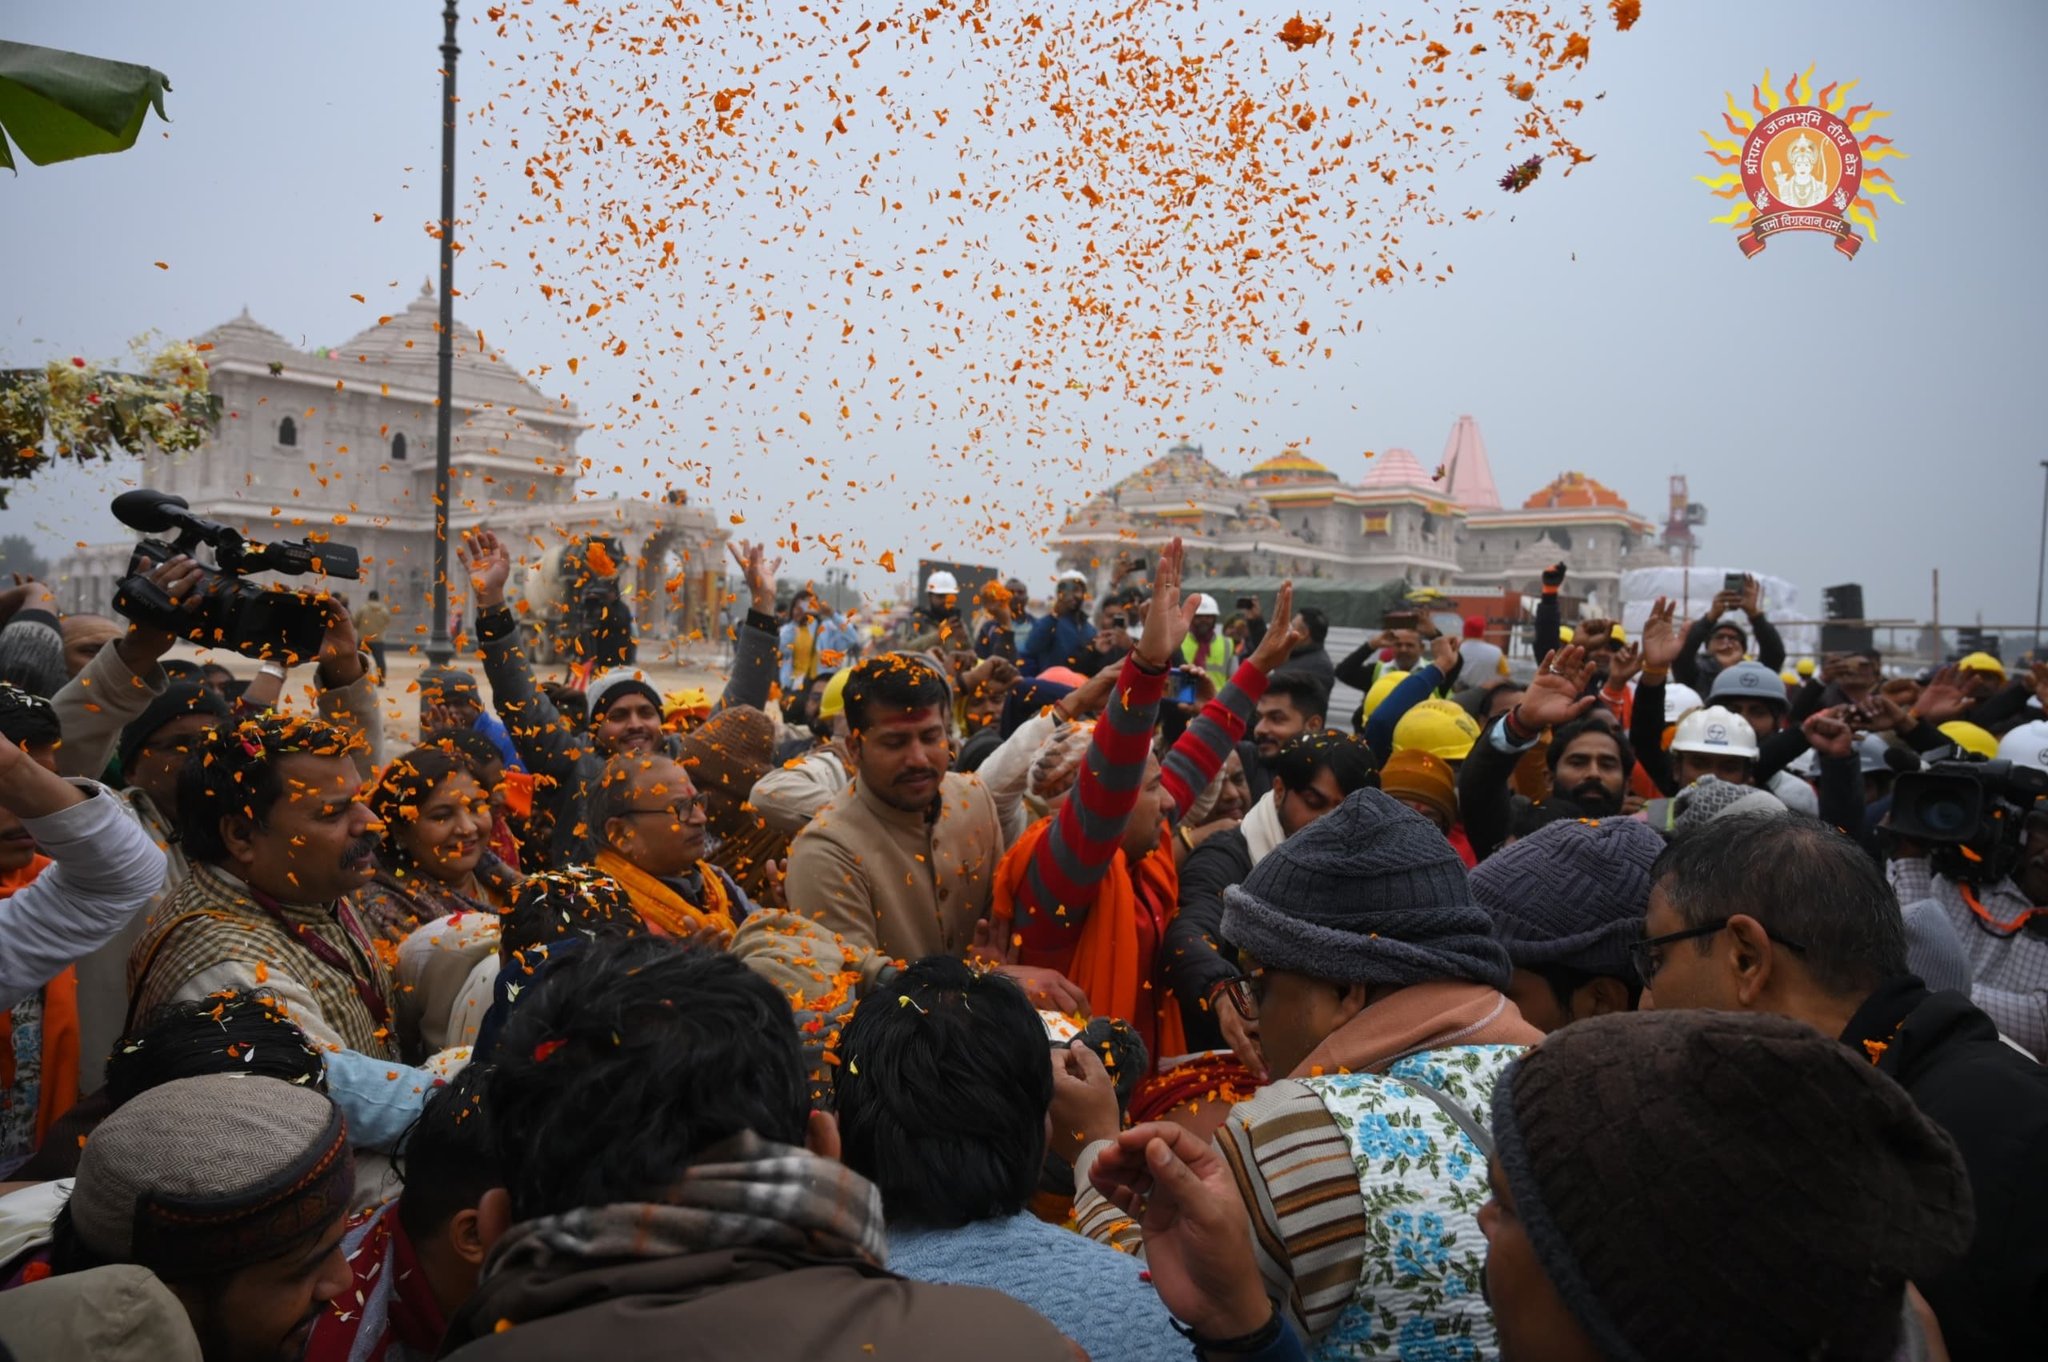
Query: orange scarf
0 854 80 1149
593 849 736 943
991 820 1186 1063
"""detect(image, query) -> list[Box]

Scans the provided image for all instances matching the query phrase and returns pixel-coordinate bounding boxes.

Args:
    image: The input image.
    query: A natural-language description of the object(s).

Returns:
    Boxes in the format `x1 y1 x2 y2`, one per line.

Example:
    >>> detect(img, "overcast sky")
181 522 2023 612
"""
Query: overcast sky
4 1 2044 642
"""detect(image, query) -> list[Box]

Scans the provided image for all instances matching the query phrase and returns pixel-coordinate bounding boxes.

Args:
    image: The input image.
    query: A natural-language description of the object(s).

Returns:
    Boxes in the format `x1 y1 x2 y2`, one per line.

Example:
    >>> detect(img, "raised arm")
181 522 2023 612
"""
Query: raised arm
1532 562 1565 662
0 745 166 1009
1634 599 1683 797
718 540 783 713
309 598 382 776
1460 645 1598 860
1157 586 1302 821
1013 540 1194 931
461 529 582 783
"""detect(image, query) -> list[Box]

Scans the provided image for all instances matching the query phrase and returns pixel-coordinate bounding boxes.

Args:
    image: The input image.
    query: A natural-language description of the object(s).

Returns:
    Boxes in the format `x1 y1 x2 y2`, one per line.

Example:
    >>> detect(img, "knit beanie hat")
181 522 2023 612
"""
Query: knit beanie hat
0 682 61 748
1491 1010 1973 1362
1468 816 1664 979
418 664 482 715
587 669 662 721
1221 787 1509 989
1671 776 1784 834
70 1073 353 1281
116 680 232 774
1378 749 1457 826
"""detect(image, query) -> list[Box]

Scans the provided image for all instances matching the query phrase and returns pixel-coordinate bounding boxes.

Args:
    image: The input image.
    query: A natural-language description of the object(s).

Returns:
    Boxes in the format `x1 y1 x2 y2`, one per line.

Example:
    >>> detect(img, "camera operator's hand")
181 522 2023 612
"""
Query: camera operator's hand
115 556 200 675
459 529 513 611
0 732 84 818
315 596 365 688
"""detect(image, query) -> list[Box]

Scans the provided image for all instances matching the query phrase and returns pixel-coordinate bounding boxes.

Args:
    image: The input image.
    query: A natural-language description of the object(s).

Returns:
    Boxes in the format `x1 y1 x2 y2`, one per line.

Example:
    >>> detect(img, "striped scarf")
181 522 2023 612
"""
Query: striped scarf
483 1132 886 1282
128 862 398 1059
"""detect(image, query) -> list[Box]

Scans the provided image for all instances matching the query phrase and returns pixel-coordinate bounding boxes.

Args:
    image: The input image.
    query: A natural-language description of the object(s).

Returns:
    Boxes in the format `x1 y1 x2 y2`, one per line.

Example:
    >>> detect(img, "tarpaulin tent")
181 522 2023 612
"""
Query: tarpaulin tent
0 41 171 171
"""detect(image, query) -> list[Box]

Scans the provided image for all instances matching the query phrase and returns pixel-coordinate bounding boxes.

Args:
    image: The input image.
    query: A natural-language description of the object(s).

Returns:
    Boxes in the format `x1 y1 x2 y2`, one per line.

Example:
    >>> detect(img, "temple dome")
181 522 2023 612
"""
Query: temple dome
1359 446 1436 493
1244 446 1337 485
1523 471 1630 511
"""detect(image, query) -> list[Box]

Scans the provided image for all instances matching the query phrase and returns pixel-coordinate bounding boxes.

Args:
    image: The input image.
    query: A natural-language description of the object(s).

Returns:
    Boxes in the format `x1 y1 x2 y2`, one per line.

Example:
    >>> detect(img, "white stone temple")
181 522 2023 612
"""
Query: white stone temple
1049 415 1668 606
57 284 726 644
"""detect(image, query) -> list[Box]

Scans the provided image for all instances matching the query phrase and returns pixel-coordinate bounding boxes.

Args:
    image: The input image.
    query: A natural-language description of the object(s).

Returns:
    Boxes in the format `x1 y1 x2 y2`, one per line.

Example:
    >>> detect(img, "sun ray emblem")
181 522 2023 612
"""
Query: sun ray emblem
1696 65 1906 258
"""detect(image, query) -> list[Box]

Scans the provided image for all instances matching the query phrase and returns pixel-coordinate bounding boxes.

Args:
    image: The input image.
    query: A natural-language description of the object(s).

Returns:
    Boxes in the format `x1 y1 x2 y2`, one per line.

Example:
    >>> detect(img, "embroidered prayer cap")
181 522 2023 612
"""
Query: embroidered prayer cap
70 1073 353 1280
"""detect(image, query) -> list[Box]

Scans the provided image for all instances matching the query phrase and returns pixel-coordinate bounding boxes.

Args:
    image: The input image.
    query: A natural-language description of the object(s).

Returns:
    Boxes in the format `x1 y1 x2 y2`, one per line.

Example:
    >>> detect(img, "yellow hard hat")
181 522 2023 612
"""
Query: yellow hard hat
1939 721 1998 760
1796 658 1816 678
818 667 853 721
1609 624 1627 643
1780 671 1799 687
1393 698 1482 761
1557 625 1575 645
663 686 712 719
1956 651 2006 680
1363 669 1410 719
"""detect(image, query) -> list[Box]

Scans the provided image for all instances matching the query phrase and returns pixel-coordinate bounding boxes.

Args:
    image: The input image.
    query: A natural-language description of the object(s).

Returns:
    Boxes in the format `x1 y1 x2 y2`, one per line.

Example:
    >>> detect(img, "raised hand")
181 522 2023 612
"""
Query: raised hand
1640 596 1682 673
1516 645 1598 730
459 528 513 609
1911 666 1972 725
1606 641 1644 689
315 594 364 685
1088 1123 1276 1342
727 539 782 615
1803 706 1856 761
1132 537 1193 671
1047 1039 1122 1165
1244 581 1304 674
1430 630 1462 678
1739 573 1763 616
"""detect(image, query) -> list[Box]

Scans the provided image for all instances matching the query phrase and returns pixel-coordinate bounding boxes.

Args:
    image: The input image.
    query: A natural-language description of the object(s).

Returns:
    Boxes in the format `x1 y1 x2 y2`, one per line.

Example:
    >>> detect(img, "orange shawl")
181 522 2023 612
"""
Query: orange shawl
0 854 80 1148
593 849 736 944
991 820 1186 1063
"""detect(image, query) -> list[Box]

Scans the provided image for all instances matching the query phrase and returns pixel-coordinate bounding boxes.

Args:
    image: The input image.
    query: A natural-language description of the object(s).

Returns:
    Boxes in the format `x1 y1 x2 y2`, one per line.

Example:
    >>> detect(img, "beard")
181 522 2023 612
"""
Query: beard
1563 779 1623 816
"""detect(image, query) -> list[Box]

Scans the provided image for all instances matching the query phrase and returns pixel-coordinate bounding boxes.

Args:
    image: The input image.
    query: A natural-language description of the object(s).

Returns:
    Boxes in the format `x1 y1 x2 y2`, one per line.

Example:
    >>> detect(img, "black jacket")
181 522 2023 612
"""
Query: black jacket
1163 826 1254 1053
1841 977 2048 1361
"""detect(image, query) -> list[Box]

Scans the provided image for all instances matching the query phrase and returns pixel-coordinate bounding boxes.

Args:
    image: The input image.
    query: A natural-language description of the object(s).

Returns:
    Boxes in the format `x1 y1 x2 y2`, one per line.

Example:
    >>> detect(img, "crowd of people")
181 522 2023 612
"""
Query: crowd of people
0 536 2041 1362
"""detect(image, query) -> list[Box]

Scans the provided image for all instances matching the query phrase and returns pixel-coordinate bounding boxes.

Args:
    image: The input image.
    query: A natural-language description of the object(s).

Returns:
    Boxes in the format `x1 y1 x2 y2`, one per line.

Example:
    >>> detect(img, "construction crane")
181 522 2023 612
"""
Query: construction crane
1662 475 1706 613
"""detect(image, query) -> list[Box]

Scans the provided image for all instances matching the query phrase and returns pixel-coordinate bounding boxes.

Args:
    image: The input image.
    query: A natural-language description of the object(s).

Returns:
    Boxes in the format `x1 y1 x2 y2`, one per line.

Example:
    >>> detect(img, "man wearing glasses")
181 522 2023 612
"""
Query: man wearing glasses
1635 811 2048 1361
591 752 756 943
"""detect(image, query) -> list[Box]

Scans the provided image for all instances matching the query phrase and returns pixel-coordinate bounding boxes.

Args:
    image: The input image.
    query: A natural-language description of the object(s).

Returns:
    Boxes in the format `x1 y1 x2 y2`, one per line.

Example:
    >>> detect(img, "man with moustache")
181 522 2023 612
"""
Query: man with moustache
1457 644 1635 859
129 713 401 1061
785 654 1001 963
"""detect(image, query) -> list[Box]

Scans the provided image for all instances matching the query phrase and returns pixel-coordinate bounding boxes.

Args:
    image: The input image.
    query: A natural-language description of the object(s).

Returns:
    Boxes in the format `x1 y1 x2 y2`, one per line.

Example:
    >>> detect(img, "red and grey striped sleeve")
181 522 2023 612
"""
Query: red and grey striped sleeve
1015 653 1164 939
1160 660 1267 823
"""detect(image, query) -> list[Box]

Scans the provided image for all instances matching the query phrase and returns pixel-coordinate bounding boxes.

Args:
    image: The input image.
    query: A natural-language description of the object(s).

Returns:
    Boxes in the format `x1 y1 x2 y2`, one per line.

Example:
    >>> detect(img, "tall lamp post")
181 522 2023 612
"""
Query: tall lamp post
426 0 460 663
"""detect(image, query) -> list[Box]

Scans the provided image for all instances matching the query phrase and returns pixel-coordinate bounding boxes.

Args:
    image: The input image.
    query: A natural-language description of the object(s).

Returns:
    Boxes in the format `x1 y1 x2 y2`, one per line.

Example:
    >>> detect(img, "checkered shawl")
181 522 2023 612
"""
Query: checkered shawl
128 862 398 1059
483 1132 887 1280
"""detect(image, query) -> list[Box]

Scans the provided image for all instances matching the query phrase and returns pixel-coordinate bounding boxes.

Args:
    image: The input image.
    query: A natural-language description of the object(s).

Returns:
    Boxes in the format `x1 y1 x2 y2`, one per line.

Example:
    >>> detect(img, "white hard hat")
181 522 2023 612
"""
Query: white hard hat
1189 593 1221 618
1857 733 1899 777
1997 719 2048 776
1056 569 1088 586
1662 681 1704 725
1670 704 1761 760
925 570 959 595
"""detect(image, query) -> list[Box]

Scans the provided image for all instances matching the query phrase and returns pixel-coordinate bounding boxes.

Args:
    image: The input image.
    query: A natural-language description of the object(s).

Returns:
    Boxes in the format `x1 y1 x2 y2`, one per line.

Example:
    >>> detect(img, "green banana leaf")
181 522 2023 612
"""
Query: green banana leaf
0 40 171 172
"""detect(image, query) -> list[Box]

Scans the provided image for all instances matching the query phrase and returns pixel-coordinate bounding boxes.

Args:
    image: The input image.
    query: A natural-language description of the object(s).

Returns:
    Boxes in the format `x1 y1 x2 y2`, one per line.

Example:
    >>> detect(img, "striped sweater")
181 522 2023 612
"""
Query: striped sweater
1014 653 1263 940
1075 1041 1526 1357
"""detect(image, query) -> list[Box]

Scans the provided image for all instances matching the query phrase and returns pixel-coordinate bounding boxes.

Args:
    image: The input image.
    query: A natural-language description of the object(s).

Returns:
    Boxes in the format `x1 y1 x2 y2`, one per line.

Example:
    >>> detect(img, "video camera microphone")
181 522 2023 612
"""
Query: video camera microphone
111 488 204 536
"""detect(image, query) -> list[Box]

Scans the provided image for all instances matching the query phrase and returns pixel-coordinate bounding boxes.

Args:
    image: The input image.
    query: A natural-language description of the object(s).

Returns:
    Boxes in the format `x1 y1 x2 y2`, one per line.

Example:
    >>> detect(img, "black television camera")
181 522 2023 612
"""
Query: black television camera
110 489 361 664
1890 758 2048 887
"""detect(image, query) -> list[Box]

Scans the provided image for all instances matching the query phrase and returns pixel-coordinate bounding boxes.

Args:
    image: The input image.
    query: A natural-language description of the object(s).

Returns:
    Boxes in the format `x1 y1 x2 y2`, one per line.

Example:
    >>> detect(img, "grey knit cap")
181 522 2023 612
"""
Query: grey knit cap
1468 817 1664 979
1221 787 1509 988
71 1073 352 1279
1491 1010 1973 1362
1671 776 1784 834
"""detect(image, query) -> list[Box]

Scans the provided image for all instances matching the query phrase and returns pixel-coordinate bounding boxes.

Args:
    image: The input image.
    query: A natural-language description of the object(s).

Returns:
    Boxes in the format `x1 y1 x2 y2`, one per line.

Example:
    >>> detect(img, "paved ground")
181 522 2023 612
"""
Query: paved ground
169 635 737 750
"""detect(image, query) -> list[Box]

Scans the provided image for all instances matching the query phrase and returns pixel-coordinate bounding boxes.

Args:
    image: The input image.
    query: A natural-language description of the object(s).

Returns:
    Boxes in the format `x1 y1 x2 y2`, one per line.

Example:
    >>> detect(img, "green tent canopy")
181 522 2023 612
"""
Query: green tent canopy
0 40 171 171
1180 576 1414 630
